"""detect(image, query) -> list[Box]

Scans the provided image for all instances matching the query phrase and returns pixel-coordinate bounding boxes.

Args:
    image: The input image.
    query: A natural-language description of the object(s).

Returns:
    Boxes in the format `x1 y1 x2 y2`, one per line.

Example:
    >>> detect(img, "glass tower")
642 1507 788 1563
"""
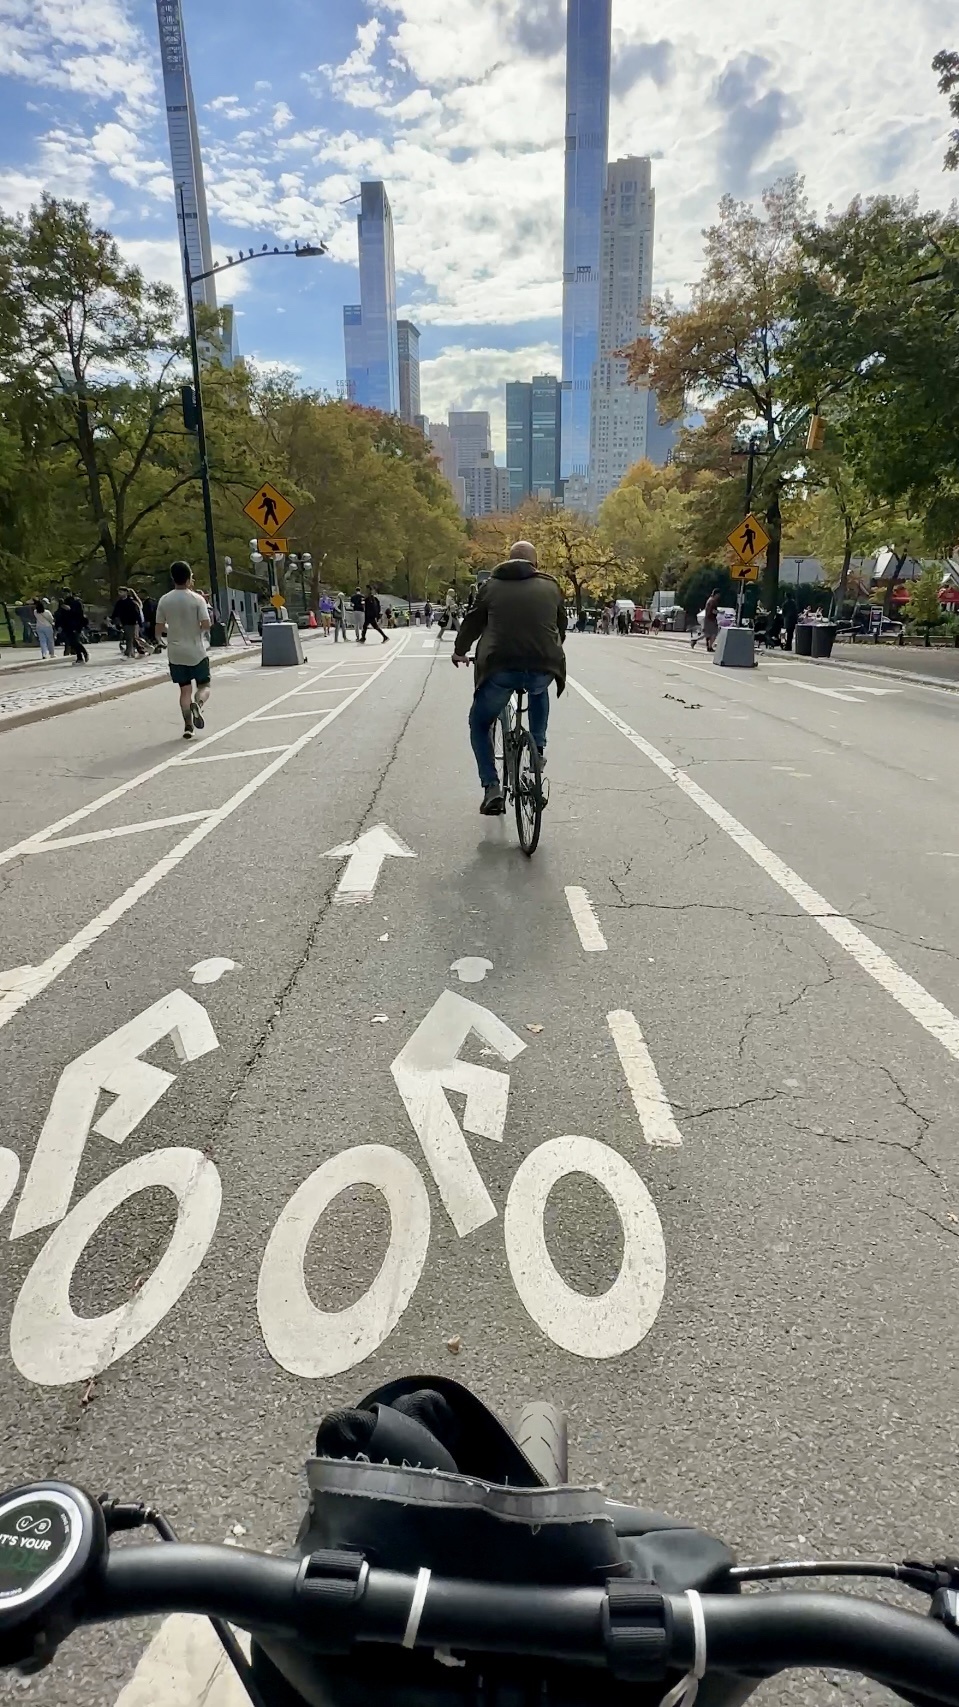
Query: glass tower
349 182 400 414
397 320 421 424
590 158 656 506
531 374 562 497
560 0 612 483
506 382 532 509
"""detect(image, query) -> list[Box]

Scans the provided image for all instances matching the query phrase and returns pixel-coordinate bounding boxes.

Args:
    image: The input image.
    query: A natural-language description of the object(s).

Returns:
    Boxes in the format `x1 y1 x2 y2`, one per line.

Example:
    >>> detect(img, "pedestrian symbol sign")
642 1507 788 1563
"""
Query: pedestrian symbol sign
727 512 769 568
244 481 294 537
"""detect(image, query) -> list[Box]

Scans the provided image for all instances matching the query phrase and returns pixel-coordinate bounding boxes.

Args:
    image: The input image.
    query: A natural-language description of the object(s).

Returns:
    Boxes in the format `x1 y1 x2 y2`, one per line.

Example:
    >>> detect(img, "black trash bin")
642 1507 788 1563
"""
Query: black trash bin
811 623 838 659
795 623 814 657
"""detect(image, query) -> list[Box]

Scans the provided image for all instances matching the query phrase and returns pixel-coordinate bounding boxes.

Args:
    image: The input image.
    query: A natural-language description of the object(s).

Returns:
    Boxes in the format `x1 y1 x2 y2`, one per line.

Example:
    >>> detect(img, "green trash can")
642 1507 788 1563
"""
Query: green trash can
795 623 814 657
811 623 838 659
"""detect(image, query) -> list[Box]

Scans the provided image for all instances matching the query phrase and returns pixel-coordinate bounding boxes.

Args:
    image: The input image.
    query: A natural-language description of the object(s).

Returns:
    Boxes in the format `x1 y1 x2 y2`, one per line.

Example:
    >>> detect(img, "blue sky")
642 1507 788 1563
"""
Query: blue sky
0 0 954 453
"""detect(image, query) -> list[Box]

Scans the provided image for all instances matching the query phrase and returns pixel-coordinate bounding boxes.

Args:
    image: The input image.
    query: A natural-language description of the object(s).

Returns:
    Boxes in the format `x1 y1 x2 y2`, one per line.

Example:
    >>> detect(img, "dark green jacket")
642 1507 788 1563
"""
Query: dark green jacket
455 561 567 693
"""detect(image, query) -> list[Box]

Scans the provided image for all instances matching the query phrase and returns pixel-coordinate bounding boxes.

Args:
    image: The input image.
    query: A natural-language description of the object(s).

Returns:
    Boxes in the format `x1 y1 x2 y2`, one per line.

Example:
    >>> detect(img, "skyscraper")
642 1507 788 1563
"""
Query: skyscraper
590 158 656 506
397 321 421 425
560 0 612 485
342 182 400 413
448 411 492 476
506 382 532 509
462 451 511 518
155 0 237 365
531 374 562 498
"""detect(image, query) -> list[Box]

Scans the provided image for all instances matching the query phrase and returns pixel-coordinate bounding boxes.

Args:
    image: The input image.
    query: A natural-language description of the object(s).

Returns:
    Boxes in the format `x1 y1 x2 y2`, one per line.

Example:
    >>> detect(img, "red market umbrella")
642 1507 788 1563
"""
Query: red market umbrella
939 586 959 606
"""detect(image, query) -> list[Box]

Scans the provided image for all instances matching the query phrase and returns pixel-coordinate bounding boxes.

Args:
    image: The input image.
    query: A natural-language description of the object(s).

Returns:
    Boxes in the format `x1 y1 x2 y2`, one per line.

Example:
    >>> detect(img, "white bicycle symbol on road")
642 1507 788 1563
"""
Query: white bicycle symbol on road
1 987 666 1387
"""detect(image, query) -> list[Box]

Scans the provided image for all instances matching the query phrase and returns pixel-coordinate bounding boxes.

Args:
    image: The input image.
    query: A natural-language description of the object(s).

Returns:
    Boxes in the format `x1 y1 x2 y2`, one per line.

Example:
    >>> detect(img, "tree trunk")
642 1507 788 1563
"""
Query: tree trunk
761 488 782 613
832 540 853 618
882 550 907 618
310 565 320 613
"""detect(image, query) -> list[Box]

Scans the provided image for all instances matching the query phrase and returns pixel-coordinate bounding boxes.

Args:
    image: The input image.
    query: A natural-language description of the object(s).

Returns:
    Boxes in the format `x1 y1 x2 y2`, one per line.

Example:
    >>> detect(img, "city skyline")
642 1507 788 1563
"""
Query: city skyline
10 0 950 464
589 156 661 507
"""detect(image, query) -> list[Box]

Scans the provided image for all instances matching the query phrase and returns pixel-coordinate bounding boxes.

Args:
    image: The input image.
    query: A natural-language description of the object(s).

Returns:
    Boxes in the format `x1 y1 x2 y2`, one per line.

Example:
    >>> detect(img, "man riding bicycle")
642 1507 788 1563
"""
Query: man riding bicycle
453 541 567 815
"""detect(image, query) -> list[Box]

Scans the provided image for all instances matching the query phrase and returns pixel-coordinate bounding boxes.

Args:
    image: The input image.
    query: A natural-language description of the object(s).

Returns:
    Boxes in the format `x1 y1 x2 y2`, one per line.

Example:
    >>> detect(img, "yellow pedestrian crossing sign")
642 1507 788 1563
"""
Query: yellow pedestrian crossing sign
727 512 769 569
243 481 295 538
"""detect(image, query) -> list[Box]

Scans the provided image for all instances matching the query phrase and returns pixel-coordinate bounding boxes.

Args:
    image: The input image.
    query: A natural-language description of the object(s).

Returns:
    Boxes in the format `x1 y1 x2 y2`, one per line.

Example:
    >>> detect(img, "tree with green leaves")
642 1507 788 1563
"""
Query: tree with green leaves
3 197 207 601
597 460 691 598
906 564 945 644
623 177 811 610
934 50 959 169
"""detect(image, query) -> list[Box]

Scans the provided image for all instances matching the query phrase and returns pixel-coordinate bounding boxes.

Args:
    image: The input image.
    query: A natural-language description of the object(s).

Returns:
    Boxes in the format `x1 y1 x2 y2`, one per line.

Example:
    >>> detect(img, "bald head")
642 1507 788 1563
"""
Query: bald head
510 540 537 566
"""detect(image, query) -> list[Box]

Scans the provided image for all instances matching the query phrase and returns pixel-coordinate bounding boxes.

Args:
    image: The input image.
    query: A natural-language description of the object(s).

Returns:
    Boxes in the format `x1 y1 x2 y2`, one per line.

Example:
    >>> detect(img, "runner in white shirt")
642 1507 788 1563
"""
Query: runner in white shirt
155 561 212 741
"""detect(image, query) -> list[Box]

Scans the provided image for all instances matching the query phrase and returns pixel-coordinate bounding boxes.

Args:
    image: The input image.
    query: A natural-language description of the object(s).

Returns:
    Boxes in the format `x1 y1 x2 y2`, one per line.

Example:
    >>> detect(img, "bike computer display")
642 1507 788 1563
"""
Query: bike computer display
0 1485 105 1638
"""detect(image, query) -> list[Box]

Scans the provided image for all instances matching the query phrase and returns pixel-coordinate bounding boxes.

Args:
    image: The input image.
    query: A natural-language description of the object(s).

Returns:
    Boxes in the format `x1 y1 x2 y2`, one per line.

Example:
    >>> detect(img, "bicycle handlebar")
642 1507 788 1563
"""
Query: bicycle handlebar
78 1546 959 1700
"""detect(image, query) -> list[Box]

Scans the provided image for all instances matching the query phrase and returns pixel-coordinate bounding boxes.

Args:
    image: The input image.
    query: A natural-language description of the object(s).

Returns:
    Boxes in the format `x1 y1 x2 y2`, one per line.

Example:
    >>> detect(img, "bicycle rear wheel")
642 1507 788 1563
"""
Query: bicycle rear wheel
514 731 543 856
494 700 515 800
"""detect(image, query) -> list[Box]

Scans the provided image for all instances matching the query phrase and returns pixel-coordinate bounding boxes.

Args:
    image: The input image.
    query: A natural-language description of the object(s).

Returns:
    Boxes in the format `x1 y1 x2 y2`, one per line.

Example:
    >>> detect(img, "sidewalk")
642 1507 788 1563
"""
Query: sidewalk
822 642 959 691
0 638 261 733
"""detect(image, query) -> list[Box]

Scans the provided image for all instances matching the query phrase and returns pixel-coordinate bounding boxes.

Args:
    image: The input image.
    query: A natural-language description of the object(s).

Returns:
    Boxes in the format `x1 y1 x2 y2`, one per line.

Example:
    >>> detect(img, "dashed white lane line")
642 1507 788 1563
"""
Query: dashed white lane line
607 1010 683 1147
0 659 349 870
20 811 213 855
0 642 407 1031
180 745 289 765
252 709 344 721
569 675 959 1066
564 885 608 952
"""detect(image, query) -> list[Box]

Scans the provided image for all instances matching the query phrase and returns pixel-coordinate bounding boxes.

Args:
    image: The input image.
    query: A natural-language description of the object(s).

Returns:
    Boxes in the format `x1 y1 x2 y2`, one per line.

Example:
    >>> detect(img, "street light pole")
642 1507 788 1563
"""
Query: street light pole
175 183 327 631
178 187 222 627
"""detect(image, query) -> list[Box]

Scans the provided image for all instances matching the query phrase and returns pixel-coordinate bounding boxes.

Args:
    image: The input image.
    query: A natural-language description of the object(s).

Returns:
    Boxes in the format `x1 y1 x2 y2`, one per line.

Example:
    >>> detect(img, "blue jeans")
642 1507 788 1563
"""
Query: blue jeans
469 670 552 788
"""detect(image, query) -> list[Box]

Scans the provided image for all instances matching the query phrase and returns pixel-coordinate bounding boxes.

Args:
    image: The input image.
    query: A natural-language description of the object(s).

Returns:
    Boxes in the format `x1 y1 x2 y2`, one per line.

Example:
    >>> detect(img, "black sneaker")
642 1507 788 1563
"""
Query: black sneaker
191 700 205 729
182 725 193 740
480 783 505 815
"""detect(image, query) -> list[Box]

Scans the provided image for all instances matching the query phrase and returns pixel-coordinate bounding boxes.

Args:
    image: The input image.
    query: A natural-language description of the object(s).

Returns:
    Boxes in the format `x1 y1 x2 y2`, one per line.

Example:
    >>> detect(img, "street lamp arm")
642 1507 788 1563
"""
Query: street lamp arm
192 243 328 285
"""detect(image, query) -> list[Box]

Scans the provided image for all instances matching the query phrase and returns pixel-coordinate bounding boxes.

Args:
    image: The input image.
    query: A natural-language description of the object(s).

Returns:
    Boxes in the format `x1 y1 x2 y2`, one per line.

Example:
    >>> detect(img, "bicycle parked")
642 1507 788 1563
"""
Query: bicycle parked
5 1376 959 1707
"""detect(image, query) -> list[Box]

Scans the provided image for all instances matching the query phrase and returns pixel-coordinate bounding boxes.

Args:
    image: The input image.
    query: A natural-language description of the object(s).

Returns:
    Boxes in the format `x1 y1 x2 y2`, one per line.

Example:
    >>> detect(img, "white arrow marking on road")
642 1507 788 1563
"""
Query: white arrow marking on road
391 989 526 1236
842 685 901 695
11 990 219 1240
0 966 35 994
768 677 862 702
325 824 415 903
0 1149 20 1219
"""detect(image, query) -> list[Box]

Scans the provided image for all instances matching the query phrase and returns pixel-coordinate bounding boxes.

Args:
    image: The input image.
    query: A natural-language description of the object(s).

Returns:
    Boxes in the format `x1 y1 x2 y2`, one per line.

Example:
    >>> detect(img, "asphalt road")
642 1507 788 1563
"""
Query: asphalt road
1 627 958 1707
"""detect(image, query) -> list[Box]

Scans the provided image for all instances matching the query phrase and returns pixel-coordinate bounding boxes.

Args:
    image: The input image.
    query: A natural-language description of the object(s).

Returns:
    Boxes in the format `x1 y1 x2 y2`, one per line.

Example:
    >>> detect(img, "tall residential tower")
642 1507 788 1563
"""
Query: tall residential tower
397 320 421 424
560 0 612 489
342 181 400 413
155 0 237 363
589 158 656 506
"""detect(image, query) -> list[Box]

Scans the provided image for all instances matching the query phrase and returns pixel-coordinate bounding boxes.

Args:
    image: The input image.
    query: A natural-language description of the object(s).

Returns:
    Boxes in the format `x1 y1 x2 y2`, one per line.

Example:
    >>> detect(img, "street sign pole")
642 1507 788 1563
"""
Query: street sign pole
177 186 224 638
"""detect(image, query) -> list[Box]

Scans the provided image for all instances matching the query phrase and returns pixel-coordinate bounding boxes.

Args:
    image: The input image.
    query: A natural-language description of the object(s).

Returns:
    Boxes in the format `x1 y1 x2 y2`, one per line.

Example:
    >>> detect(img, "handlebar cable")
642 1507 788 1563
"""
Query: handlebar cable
659 1591 706 1707
98 1498 267 1707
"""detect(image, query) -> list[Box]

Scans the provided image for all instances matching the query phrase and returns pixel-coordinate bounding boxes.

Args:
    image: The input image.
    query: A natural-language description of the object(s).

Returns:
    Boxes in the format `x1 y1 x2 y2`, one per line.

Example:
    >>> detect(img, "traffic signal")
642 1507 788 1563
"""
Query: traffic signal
181 384 198 433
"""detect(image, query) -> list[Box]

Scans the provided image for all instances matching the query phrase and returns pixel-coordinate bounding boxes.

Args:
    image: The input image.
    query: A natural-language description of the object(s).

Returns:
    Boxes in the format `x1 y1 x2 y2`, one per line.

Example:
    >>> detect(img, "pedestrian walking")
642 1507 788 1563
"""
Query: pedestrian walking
349 588 364 641
333 592 348 643
16 601 36 644
783 596 798 652
439 586 459 638
319 592 334 636
62 592 89 663
699 589 721 653
141 594 164 653
33 599 56 659
424 599 433 627
155 561 212 741
361 584 388 644
113 588 148 657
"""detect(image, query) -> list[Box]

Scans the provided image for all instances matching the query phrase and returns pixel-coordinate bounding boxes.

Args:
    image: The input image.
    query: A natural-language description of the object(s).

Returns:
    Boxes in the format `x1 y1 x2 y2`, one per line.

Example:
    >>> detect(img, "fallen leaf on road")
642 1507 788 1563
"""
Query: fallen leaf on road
371 1015 389 1024
526 1024 544 1034
379 933 389 942
949 1213 959 1225
231 1523 247 1537
446 1335 462 1354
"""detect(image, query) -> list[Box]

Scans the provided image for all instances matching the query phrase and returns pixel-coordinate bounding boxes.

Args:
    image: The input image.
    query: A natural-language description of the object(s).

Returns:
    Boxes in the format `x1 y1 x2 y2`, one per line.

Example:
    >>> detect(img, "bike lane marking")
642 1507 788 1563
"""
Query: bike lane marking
16 811 214 855
0 641 407 1032
607 1011 684 1148
564 885 608 952
569 674 959 1064
0 652 354 869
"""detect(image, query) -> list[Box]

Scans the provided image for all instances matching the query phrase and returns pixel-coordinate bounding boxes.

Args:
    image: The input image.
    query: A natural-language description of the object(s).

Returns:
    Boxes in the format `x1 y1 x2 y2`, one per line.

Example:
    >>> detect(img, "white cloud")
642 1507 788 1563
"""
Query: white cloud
272 101 294 130
420 341 562 456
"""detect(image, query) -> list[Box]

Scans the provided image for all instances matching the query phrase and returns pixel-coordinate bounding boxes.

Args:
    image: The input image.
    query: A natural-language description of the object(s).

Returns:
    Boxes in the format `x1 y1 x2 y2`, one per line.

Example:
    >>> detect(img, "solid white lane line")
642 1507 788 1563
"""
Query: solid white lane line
768 677 861 702
180 745 289 765
607 1010 683 1147
0 642 407 1031
20 812 213 855
564 886 608 952
0 661 347 870
570 675 959 1065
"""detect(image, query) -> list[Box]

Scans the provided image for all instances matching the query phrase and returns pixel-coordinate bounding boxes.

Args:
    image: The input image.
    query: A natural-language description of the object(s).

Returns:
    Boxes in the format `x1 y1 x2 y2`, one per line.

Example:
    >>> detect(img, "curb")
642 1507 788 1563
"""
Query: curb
821 655 959 693
0 645 261 734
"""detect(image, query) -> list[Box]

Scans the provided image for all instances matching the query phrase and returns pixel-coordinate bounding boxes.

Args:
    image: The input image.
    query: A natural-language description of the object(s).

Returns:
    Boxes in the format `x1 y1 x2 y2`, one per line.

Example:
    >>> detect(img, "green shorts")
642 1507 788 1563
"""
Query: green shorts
169 658 211 687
